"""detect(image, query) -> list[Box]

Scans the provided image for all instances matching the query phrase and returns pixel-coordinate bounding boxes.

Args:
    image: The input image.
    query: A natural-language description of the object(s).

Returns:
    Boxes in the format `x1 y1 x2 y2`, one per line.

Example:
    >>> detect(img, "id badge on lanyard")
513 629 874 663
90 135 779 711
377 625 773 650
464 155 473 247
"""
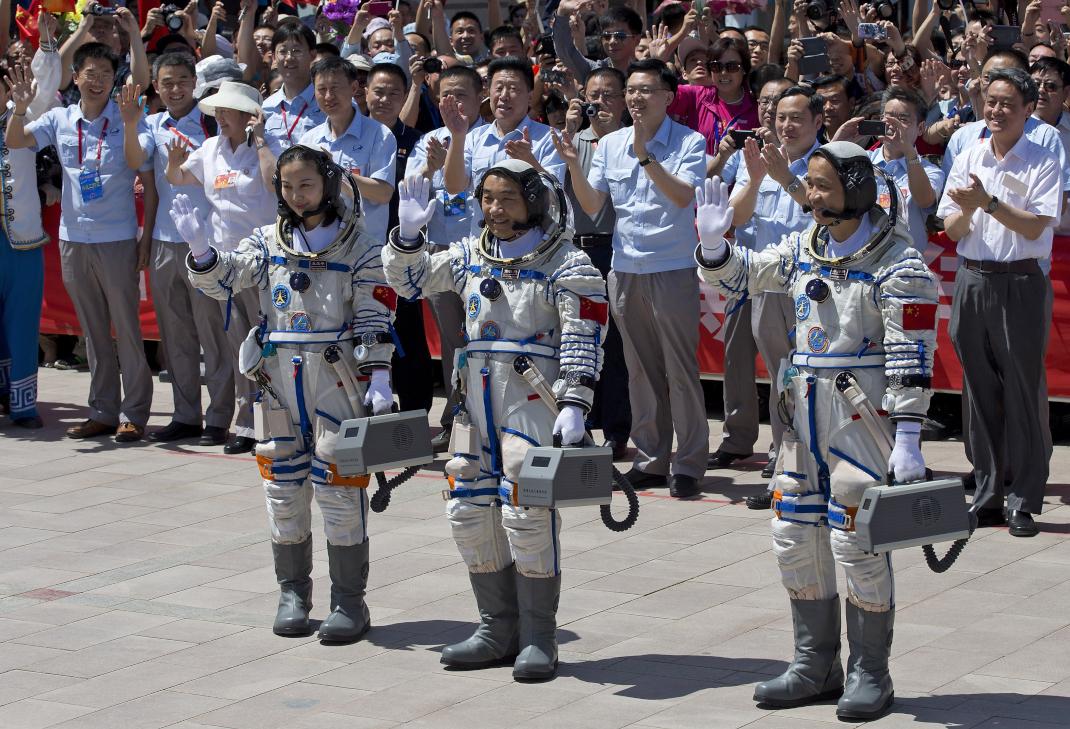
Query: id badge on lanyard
77 118 108 203
440 189 467 217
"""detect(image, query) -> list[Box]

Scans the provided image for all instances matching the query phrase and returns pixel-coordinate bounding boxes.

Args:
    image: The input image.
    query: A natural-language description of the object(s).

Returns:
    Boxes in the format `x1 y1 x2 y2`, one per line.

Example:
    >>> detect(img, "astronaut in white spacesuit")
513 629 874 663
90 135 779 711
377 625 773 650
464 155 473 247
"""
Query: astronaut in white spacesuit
382 160 607 680
181 145 396 643
695 142 940 721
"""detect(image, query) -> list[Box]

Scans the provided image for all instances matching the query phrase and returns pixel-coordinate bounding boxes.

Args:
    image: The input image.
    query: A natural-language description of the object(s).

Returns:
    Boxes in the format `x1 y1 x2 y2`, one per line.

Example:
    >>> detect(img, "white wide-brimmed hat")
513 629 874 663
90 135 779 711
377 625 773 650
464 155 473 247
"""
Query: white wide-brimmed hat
198 80 263 116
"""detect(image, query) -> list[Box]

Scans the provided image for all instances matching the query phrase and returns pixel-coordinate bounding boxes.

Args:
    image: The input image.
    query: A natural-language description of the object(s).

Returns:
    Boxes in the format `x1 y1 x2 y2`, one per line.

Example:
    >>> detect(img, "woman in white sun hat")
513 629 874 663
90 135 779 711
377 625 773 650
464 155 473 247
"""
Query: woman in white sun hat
165 80 278 455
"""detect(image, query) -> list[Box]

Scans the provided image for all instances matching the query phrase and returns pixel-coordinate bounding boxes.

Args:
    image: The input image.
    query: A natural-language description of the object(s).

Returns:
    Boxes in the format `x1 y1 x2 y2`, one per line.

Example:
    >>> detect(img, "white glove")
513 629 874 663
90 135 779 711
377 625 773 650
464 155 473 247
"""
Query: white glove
552 405 586 446
364 368 393 415
398 175 436 241
695 176 734 262
170 193 211 261
888 420 926 483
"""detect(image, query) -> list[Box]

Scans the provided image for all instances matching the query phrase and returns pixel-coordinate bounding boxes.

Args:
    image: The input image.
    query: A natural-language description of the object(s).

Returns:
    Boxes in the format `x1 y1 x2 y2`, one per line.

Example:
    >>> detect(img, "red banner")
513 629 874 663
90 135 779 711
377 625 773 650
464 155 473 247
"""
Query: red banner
38 215 1070 401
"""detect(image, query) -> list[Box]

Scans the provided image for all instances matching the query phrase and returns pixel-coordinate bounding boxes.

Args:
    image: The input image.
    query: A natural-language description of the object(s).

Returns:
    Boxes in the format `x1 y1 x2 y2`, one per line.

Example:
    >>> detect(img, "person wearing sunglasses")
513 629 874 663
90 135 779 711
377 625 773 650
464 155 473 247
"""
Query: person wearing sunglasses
551 0 643 84
667 37 758 155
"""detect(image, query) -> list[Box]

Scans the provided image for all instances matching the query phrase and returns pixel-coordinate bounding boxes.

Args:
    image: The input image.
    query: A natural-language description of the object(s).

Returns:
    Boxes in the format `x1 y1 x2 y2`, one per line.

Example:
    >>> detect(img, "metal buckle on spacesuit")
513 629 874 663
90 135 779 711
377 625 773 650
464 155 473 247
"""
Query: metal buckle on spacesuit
501 267 521 280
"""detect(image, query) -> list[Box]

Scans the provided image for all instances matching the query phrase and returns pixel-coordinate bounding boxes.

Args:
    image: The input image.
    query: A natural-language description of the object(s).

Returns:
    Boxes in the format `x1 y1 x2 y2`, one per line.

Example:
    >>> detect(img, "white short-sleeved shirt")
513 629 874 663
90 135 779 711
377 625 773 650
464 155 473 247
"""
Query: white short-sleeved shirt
937 133 1062 262
298 106 397 243
942 116 1070 194
182 135 277 251
139 108 212 243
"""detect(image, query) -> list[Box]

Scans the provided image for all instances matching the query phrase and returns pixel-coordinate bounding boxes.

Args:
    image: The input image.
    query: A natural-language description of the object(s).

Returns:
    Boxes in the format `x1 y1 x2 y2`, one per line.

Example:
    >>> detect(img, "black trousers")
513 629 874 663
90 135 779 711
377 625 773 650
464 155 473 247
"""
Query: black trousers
584 243 631 444
390 297 434 413
949 266 1051 514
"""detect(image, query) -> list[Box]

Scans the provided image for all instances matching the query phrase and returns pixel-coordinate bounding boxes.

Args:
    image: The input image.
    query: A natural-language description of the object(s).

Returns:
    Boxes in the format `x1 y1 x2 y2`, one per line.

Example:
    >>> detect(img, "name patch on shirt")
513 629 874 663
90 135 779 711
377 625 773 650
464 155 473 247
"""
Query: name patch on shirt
214 171 238 189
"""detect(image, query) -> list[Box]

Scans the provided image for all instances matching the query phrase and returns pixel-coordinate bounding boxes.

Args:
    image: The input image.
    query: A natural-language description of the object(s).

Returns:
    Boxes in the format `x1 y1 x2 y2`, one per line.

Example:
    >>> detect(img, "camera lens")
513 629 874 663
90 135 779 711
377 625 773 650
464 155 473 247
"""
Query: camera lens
422 57 443 74
805 0 828 21
166 14 183 31
584 103 599 117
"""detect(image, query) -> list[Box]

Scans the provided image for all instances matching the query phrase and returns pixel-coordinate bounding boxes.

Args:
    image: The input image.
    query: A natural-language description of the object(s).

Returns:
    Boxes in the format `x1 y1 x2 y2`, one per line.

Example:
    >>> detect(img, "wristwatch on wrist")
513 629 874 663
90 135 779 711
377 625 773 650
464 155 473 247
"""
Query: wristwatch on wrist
985 195 999 214
639 153 656 167
906 154 922 165
565 370 596 389
786 176 803 194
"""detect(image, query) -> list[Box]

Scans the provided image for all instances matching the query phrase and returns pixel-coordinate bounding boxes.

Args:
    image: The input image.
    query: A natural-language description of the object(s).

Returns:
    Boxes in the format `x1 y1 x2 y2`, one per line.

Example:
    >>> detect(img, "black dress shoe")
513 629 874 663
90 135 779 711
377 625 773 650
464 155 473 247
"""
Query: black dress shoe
746 492 773 510
972 507 1007 528
707 449 753 469
623 468 667 489
1008 510 1039 537
12 415 44 429
603 439 629 461
223 435 256 454
148 421 203 442
430 429 451 453
760 459 776 479
199 425 228 446
669 474 701 498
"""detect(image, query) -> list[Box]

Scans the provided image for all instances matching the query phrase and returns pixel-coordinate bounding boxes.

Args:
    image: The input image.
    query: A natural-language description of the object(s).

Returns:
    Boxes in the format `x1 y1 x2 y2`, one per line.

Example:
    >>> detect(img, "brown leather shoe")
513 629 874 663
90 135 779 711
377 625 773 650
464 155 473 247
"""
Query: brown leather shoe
114 421 145 443
66 419 117 439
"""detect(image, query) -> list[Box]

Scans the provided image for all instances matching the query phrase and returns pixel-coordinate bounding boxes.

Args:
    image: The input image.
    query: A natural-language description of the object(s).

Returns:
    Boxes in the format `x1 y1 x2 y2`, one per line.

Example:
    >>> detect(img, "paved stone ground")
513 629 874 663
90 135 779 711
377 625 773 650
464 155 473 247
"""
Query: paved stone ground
2 368 1070 728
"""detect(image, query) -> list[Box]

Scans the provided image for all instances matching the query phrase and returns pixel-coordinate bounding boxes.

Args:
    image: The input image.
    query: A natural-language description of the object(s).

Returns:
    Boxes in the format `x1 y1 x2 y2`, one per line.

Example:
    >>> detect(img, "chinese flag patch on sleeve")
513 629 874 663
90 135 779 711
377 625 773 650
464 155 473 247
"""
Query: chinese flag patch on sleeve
902 303 937 330
373 285 398 311
579 296 609 325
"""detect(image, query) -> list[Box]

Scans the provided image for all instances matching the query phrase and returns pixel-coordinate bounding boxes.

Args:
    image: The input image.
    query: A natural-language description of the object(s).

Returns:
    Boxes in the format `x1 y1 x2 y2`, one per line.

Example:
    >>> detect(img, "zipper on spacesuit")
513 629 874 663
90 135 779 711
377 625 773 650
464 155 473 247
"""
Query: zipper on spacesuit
480 367 502 479
292 356 312 447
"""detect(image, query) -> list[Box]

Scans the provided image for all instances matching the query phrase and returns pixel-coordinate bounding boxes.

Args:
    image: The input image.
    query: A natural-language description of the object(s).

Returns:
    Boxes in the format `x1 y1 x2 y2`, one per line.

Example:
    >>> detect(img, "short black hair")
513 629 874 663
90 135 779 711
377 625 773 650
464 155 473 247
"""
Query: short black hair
272 18 316 52
439 64 483 95
368 61 409 91
777 85 825 118
152 51 196 80
1031 56 1070 87
488 56 534 90
751 63 785 96
982 47 1029 72
743 25 769 35
451 11 482 31
812 74 851 96
489 25 524 51
599 7 642 35
154 33 194 56
311 56 358 83
987 67 1040 105
314 42 341 58
73 42 118 74
586 66 625 91
626 58 678 94
880 86 927 123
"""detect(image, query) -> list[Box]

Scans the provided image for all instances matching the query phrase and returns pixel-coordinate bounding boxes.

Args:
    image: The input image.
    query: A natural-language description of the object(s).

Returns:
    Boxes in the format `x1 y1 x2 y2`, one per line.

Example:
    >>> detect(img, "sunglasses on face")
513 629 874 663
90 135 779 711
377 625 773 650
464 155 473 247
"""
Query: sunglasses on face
601 31 633 41
707 61 742 73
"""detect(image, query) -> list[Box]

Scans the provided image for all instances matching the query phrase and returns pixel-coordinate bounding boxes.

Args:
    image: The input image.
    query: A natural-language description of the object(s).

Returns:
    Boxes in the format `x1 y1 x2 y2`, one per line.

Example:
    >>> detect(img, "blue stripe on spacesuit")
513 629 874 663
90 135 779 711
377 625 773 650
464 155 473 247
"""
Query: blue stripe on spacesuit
797 262 875 282
805 376 831 498
389 324 406 357
269 255 353 272
292 356 312 445
315 409 341 426
481 367 502 476
500 427 539 447
467 264 547 281
828 447 881 480
784 470 808 480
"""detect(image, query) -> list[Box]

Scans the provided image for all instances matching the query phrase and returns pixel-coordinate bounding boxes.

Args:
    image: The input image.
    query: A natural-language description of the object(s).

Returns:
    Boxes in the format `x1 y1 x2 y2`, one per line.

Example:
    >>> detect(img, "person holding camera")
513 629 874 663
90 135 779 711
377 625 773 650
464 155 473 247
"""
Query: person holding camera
668 38 758 155
558 67 631 461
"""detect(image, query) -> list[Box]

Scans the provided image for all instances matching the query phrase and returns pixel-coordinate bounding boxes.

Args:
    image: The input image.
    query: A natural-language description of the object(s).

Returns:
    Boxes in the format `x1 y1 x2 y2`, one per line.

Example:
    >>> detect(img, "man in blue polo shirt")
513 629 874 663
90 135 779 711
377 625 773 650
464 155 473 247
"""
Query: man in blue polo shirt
442 56 565 236
7 42 153 443
298 57 396 244
263 20 326 158
553 58 709 499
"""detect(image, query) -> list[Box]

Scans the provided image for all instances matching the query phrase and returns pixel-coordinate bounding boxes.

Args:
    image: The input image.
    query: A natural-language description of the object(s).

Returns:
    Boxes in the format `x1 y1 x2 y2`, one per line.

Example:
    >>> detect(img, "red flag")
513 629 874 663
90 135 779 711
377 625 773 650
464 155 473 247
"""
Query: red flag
373 285 398 311
15 0 42 48
579 296 609 325
902 303 937 331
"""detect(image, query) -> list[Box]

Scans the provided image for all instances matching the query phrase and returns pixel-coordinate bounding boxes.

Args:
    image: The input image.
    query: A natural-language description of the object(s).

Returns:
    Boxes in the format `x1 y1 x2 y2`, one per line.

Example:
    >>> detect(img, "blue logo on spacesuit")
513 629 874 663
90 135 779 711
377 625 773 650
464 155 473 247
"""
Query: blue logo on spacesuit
289 311 312 332
272 284 291 309
795 295 811 320
467 293 481 319
807 326 829 353
480 320 501 340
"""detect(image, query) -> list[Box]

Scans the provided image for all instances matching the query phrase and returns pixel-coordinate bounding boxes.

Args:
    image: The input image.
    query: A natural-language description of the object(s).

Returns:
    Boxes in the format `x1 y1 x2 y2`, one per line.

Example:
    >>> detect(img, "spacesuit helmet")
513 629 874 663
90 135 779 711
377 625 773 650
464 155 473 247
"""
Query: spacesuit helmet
273 145 356 228
474 159 567 239
809 141 878 220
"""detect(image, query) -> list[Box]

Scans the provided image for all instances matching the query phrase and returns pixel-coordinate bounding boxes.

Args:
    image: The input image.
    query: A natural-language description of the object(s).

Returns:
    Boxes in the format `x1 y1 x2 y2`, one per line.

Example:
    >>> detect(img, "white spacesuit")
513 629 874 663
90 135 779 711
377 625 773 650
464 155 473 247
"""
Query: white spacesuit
695 142 939 720
183 147 396 643
382 160 607 680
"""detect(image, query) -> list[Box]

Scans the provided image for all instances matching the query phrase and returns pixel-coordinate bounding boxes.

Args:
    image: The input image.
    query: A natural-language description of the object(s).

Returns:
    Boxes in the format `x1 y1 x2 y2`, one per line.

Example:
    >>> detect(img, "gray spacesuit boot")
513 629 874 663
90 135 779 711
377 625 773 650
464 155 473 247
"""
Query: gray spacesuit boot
441 565 519 668
512 573 560 680
837 601 895 720
318 541 371 643
272 538 313 636
753 597 844 707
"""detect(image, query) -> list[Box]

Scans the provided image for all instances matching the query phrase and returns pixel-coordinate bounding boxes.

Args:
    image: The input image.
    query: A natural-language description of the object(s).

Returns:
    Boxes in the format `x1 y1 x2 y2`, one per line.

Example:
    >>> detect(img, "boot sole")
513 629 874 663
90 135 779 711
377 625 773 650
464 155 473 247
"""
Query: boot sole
273 624 313 637
836 691 894 721
512 660 559 681
318 622 371 644
754 686 844 709
441 652 519 669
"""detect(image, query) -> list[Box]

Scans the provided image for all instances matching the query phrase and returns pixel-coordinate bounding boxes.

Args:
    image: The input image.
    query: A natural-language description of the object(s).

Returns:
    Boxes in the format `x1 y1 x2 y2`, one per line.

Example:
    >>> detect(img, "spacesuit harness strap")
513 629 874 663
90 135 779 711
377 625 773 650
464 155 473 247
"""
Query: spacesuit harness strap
466 263 547 281
791 352 886 369
268 255 354 273
797 260 876 283
464 340 559 359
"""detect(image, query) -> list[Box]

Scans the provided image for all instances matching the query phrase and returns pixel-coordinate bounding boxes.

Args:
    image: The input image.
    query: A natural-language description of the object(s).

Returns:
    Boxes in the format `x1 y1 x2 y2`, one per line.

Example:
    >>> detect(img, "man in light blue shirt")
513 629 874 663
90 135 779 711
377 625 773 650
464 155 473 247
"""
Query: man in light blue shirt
556 59 709 498
405 65 485 447
263 21 326 157
866 87 945 254
716 86 822 484
7 43 152 442
126 52 234 447
442 57 565 236
298 57 397 243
